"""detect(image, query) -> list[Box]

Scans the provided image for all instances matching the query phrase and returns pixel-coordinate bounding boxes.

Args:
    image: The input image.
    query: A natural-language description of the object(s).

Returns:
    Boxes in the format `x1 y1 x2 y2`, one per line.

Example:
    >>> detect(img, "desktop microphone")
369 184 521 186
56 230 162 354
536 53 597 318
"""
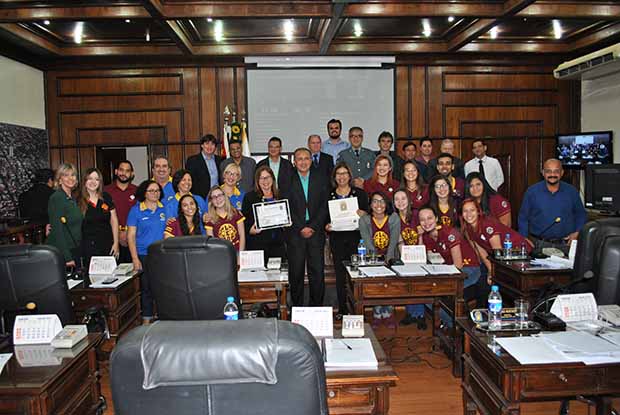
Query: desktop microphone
531 217 562 258
538 217 562 239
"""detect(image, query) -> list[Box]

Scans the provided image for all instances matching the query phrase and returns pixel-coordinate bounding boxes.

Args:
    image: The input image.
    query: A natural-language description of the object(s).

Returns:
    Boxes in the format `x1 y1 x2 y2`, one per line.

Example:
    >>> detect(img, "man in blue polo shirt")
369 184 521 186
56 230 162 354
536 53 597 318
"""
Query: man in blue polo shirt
518 158 587 254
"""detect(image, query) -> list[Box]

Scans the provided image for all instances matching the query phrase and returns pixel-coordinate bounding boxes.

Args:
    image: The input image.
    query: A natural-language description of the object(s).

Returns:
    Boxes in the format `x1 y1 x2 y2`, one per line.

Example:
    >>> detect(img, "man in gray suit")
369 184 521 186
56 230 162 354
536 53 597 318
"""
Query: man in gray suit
337 126 376 189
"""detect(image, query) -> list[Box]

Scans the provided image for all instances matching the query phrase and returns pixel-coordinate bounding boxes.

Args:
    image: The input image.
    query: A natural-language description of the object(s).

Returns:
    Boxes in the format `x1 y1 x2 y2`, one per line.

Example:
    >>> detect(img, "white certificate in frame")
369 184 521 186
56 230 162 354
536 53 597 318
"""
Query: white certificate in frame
253 199 292 230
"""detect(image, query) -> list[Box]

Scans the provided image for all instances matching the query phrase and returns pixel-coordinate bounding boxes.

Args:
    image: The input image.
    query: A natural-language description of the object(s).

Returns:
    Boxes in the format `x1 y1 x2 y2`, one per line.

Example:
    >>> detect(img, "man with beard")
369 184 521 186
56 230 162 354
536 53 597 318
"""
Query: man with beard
518 158 586 254
322 118 350 164
435 153 466 201
104 160 137 263
219 140 256 193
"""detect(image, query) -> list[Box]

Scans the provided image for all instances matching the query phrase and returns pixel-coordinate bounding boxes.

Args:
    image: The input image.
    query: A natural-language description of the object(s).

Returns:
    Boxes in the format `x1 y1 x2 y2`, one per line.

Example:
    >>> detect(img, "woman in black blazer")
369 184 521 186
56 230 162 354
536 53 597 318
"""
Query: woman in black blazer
241 165 287 264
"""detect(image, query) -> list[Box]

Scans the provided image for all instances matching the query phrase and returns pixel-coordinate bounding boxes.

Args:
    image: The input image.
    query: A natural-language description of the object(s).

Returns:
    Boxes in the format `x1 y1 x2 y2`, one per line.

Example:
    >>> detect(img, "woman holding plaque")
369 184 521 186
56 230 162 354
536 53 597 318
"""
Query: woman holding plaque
241 166 287 263
359 191 400 327
325 162 368 319
204 186 245 252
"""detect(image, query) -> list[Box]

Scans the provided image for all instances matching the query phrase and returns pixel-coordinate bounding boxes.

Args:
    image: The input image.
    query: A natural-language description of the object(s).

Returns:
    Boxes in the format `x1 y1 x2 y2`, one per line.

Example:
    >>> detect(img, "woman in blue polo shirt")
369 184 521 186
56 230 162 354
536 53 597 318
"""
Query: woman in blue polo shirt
127 179 167 323
164 169 207 219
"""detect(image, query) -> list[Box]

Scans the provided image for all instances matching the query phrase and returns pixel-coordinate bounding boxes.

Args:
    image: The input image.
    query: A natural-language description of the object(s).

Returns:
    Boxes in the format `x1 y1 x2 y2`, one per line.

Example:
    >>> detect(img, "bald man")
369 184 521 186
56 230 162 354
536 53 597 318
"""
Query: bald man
518 158 586 253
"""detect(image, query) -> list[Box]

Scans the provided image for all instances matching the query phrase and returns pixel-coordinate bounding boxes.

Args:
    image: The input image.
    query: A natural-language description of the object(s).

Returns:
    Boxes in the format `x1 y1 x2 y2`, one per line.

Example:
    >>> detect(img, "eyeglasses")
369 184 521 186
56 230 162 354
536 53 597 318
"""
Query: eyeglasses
211 193 226 200
224 171 239 177
434 183 449 189
371 199 386 205
146 189 160 193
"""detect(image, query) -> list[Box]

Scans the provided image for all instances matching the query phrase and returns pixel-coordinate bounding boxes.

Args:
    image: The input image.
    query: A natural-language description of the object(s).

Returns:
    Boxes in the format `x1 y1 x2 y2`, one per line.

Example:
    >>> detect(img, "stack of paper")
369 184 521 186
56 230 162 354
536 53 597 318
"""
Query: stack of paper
391 264 428 277
422 264 460 275
359 266 396 277
324 338 378 369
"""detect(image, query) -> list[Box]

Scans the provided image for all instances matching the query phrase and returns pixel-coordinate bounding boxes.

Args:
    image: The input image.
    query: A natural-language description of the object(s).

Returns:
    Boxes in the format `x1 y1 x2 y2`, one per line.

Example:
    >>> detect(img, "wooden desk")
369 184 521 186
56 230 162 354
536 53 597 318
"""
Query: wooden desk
458 318 620 415
346 267 465 376
238 273 288 320
326 324 399 415
70 276 141 359
0 334 104 414
491 258 572 305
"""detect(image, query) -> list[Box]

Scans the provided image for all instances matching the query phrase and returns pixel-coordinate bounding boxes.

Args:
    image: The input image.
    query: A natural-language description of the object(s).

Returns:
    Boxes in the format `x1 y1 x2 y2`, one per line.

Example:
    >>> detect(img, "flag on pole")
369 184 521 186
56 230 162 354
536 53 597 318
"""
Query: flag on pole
241 120 251 157
222 123 230 159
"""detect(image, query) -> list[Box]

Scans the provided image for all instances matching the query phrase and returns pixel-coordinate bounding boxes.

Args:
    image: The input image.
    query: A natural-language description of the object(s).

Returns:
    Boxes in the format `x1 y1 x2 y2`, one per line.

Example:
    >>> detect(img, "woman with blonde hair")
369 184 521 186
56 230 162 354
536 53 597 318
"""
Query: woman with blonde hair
204 186 245 252
47 163 82 267
363 155 400 201
78 167 119 268
221 163 245 210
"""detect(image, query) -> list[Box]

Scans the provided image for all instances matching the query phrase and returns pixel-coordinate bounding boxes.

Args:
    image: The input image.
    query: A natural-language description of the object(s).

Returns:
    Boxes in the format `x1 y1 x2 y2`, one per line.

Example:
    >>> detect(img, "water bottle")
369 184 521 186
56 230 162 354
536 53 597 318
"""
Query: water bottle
503 233 512 259
223 296 239 320
358 240 367 265
488 285 503 331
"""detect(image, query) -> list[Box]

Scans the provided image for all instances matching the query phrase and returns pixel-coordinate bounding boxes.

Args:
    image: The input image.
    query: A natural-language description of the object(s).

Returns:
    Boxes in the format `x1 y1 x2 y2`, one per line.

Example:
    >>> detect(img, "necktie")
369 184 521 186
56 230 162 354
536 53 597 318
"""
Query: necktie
478 159 485 178
355 149 360 157
313 154 319 167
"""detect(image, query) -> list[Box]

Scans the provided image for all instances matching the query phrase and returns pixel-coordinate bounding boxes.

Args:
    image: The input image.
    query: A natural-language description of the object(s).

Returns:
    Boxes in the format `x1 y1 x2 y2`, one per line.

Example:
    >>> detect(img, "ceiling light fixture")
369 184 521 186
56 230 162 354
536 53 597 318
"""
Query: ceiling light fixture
43 20 50 25
422 20 431 38
214 20 224 42
125 19 131 23
353 22 362 38
207 17 213 23
283 19 294 41
448 16 455 23
73 22 84 44
553 19 563 39
490 26 498 39
146 28 150 42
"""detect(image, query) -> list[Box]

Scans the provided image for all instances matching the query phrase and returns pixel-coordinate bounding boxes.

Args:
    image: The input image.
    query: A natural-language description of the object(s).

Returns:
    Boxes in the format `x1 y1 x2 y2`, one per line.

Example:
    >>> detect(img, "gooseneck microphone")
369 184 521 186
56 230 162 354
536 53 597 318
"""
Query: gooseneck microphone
538 217 562 240
531 217 562 258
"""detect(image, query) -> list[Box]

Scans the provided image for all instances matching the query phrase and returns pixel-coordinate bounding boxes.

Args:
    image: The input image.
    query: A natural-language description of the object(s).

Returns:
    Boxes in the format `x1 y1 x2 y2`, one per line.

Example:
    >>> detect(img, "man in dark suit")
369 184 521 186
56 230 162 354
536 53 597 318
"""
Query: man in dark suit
256 136 295 192
185 134 222 199
307 134 333 182
283 147 329 306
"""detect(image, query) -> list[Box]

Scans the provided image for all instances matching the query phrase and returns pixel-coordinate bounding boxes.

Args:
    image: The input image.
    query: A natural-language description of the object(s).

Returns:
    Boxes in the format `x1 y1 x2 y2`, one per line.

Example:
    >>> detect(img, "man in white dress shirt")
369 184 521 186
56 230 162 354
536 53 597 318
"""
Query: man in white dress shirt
464 139 504 191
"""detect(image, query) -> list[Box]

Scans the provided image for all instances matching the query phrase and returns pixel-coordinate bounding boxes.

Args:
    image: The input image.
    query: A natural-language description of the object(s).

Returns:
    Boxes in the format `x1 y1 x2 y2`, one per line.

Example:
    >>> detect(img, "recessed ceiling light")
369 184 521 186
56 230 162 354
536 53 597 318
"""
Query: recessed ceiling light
422 20 431 37
553 19 563 39
207 17 213 23
353 22 362 38
73 22 84 44
214 20 223 42
448 16 455 23
283 19 294 41
125 19 131 23
43 20 50 25
146 28 150 42
490 26 498 39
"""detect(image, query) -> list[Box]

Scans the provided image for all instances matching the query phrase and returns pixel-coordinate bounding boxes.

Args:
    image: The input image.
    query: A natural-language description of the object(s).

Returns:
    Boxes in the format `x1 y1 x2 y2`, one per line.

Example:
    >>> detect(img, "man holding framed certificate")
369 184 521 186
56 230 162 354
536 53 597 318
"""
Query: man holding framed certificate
283 148 329 307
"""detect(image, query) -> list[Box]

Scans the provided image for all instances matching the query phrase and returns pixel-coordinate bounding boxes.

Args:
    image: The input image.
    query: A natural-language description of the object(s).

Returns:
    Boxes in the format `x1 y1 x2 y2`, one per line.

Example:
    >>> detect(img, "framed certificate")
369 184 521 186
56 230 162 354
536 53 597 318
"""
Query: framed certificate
252 199 292 230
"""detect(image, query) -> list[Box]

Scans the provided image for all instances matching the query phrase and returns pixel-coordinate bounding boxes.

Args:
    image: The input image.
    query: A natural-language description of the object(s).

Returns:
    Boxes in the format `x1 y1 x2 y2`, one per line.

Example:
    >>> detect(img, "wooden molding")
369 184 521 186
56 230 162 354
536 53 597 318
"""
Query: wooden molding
344 2 503 17
448 19 496 52
570 21 620 51
0 5 149 22
319 2 346 54
0 23 60 54
460 41 567 53
155 1 331 18
518 2 620 19
144 0 193 55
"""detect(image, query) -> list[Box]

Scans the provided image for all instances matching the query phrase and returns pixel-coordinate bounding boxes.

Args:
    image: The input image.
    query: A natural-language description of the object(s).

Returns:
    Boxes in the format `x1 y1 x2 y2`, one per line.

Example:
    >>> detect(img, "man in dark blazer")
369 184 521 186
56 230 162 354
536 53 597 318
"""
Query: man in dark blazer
256 136 295 192
185 134 222 199
283 147 329 307
307 134 333 183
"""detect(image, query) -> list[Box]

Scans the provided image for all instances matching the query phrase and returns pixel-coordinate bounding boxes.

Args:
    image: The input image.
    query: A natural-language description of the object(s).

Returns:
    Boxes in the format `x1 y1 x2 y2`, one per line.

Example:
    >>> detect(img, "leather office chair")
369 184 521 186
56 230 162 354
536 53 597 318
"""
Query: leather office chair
0 244 75 327
595 234 620 305
110 319 329 415
572 218 620 294
147 236 240 320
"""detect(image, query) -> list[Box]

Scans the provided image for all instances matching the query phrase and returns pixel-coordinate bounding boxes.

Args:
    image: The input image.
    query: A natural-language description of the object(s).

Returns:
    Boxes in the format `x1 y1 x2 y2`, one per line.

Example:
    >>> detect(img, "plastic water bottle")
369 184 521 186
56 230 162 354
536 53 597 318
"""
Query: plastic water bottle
223 296 239 320
358 240 367 265
503 233 512 259
488 285 503 331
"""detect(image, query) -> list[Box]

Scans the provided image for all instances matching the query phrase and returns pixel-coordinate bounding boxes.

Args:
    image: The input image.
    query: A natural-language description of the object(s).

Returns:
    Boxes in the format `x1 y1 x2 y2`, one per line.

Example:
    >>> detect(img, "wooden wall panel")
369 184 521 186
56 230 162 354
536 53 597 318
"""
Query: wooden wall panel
395 66 409 138
57 74 183 96
443 73 558 91
411 66 426 138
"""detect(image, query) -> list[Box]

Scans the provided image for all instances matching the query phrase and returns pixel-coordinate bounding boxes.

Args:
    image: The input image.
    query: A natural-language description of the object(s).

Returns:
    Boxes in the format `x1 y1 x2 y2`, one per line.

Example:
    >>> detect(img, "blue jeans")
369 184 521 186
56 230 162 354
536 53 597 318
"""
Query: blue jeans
373 305 394 318
405 304 425 318
440 266 481 327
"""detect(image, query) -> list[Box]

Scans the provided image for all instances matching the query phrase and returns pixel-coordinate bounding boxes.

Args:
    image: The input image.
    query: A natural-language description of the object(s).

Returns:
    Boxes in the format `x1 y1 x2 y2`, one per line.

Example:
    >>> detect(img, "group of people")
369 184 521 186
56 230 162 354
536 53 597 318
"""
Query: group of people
19 117 587 327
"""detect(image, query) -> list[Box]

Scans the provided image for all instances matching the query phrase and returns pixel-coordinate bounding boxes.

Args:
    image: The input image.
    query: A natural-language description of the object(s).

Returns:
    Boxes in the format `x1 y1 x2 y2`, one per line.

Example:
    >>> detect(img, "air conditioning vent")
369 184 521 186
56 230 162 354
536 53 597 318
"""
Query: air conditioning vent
554 44 620 80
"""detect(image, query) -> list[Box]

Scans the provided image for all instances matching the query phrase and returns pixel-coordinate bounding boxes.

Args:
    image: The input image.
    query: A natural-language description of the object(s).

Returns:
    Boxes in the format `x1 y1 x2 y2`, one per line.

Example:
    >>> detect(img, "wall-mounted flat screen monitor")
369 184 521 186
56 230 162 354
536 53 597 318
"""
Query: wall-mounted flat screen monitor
556 131 613 168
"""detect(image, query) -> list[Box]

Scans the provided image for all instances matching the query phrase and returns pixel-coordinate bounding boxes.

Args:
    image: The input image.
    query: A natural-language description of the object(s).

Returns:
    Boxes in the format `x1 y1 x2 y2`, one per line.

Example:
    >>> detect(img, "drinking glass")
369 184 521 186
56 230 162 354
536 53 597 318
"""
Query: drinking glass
350 254 360 271
515 298 530 328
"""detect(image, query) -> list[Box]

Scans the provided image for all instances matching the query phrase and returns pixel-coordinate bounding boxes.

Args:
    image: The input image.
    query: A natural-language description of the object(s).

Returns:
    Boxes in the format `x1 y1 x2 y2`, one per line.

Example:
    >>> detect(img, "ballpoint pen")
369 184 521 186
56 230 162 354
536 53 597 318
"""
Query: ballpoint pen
340 339 353 350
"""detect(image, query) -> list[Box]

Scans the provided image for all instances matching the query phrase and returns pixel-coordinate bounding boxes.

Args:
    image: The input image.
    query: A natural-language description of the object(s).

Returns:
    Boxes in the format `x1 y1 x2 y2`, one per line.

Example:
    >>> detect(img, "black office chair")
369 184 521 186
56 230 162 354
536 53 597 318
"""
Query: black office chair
147 236 240 320
0 244 75 329
595 234 620 305
110 319 329 415
572 218 620 294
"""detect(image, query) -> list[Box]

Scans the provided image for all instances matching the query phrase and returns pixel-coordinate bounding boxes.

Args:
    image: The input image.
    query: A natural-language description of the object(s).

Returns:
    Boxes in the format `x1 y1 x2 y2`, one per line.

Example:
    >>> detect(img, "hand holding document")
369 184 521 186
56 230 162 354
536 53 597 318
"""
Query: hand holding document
253 200 292 230
328 197 359 231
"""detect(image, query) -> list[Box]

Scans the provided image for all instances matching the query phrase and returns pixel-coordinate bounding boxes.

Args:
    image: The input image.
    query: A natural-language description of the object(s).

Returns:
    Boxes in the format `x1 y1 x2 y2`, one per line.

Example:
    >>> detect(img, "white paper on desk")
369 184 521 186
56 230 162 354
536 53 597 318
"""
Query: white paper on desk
550 293 598 322
496 336 578 365
291 307 333 338
359 266 396 277
89 276 132 288
239 250 265 270
530 258 572 270
328 198 359 231
324 338 377 369
540 331 620 355
391 264 428 277
238 270 270 282
400 245 427 264
67 279 82 290
0 353 11 375
599 332 620 347
422 264 460 275
88 256 117 275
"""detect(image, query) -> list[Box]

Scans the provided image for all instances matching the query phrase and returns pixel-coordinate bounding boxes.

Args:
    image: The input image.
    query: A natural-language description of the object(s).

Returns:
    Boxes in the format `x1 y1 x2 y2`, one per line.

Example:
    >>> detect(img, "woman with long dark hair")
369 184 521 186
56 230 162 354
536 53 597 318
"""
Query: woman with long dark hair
465 172 512 227
363 155 400 201
164 194 204 238
428 175 460 229
401 160 429 214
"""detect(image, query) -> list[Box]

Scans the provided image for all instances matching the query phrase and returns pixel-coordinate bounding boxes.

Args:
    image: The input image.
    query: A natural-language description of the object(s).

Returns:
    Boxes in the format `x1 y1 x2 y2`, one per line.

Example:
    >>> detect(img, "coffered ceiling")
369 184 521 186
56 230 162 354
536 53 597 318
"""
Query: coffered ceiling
1 1 619 65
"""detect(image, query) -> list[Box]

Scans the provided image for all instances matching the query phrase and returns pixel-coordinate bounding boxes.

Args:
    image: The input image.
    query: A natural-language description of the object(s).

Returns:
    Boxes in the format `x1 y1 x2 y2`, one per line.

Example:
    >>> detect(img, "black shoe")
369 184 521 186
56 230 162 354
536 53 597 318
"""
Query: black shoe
400 314 415 326
416 316 428 330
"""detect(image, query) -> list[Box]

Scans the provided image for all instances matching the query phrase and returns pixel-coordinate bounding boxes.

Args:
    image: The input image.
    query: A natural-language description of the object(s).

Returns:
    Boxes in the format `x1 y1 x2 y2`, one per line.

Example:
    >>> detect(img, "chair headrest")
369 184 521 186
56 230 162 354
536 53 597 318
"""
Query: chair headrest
141 319 279 390
155 235 214 251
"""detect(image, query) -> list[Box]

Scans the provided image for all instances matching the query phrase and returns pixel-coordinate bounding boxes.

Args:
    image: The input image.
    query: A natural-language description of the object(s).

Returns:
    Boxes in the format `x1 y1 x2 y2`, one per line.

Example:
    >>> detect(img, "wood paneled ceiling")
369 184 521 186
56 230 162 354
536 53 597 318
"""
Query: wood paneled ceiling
1 0 619 65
